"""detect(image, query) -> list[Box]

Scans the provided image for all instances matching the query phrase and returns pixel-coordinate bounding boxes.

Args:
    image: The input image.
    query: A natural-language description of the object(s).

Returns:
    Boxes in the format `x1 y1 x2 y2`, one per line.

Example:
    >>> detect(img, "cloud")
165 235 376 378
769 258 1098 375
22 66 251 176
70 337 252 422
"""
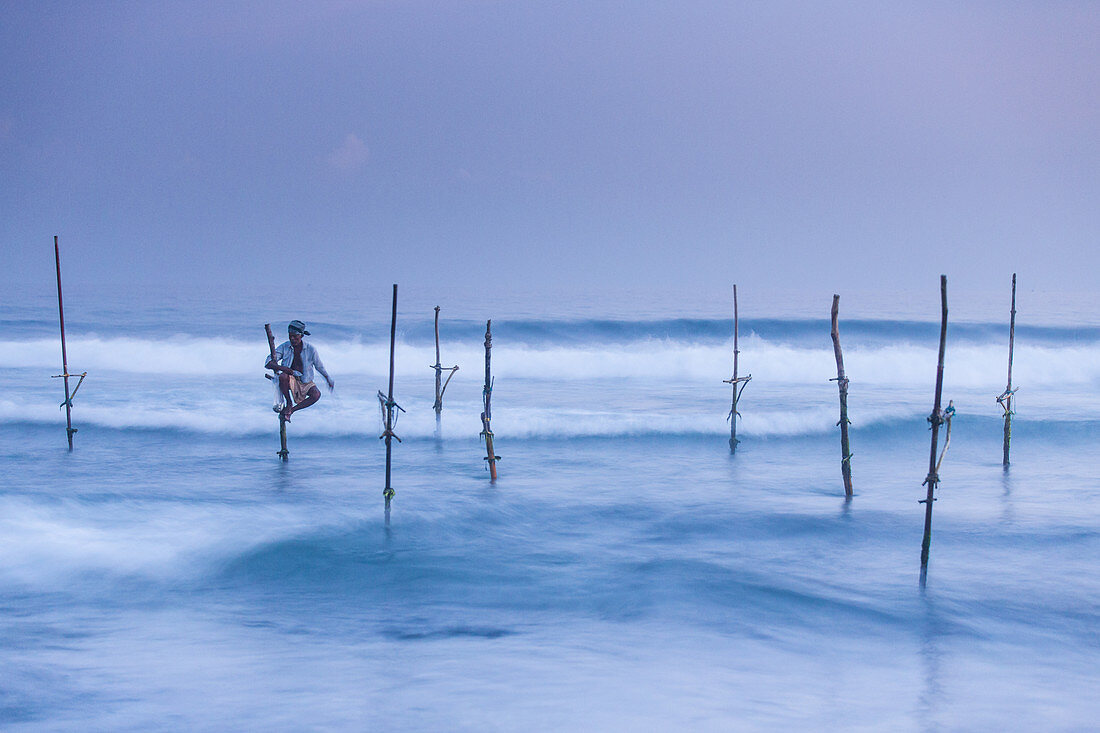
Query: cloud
327 133 369 172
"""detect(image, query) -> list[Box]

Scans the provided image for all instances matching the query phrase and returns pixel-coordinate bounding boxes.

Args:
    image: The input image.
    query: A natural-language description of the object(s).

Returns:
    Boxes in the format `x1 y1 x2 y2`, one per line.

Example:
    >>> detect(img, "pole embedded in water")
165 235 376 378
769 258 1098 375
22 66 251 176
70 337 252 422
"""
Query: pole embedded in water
920 275 950 583
830 295 853 498
430 306 459 418
264 323 290 461
998 274 1017 467
480 319 499 480
379 284 404 519
433 307 442 415
53 236 76 451
723 284 751 453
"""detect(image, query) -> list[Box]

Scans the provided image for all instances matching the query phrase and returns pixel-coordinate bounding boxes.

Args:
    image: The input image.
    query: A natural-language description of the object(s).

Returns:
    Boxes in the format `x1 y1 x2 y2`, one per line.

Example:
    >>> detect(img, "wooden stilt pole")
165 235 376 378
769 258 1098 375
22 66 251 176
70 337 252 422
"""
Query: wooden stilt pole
920 275 950 584
381 284 402 515
430 306 459 418
998 274 1017 467
265 323 290 461
480 320 499 480
53 236 75 449
52 236 78 451
723 285 751 453
433 307 442 417
830 295 853 498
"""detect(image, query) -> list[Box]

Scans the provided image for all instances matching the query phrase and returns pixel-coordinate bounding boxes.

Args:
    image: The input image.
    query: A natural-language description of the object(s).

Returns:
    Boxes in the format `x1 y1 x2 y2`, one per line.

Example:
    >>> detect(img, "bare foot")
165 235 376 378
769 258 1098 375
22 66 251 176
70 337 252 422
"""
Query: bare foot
281 406 294 423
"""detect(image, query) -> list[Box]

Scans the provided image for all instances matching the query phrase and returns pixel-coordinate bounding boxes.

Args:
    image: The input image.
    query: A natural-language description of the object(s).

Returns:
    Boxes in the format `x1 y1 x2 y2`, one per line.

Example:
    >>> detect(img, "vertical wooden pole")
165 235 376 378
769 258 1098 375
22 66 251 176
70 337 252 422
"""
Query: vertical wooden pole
384 284 398 512
920 275 949 582
731 285 740 452
428 306 459 422
265 324 290 461
1001 274 1017 466
831 295 853 498
481 320 498 480
433 306 443 416
724 285 751 453
54 236 75 451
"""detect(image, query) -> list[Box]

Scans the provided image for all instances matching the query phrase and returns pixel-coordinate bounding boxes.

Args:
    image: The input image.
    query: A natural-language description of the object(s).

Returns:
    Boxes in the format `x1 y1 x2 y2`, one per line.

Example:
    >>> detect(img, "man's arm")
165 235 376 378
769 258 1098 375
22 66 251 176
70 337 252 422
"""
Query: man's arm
266 343 294 374
311 347 335 391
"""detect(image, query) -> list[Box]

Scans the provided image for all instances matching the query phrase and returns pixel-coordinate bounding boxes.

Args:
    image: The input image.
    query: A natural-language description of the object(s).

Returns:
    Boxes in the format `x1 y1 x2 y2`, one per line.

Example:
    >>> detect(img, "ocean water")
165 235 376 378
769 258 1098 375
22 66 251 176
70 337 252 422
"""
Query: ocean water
3 284 1100 731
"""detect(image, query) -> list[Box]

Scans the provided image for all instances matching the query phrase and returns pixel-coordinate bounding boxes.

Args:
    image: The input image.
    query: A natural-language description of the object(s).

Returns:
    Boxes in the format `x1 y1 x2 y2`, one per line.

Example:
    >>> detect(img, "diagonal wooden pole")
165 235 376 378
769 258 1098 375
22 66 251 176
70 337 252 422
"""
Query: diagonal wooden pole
384 284 399 516
53 236 75 451
920 275 949 584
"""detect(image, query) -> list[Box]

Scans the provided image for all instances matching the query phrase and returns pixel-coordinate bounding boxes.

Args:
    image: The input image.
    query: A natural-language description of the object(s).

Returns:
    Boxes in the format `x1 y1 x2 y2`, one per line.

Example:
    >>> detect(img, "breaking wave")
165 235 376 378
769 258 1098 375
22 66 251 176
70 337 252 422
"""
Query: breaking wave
4 334 1099 387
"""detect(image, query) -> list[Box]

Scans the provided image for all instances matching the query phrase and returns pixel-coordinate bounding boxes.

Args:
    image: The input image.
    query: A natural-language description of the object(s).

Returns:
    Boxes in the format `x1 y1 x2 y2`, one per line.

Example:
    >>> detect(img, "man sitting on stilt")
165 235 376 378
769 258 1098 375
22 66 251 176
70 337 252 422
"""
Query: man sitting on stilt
265 320 334 422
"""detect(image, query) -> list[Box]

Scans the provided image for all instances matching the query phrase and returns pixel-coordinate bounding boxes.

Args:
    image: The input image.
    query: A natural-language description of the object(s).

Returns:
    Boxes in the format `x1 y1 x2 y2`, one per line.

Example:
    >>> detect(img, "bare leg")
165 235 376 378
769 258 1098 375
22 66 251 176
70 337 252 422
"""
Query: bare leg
285 386 320 418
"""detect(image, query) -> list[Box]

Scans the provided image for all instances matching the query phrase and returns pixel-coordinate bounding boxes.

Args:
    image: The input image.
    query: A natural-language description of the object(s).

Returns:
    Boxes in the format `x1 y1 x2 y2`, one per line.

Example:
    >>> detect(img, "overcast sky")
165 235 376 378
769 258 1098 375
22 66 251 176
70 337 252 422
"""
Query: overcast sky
3 1 1098 307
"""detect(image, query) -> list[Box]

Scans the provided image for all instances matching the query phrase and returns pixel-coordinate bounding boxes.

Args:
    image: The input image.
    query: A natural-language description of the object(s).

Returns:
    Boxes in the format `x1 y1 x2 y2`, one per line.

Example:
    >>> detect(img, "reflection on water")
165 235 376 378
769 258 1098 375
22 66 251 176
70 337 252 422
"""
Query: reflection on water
917 592 944 733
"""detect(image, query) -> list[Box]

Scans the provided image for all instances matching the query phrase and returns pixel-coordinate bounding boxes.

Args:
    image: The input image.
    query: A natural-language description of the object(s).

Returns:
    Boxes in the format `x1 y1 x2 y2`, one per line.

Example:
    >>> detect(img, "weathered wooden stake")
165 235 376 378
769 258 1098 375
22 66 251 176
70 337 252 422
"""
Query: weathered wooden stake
920 275 950 583
430 306 459 417
51 236 82 451
998 274 1017 467
380 284 403 516
264 323 290 461
830 295 853 497
480 319 499 480
723 284 752 453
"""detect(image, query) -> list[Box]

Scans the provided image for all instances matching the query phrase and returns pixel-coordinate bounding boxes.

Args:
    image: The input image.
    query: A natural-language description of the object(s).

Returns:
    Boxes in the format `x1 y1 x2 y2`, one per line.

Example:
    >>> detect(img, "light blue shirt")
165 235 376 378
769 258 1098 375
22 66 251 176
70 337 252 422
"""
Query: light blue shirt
267 340 331 386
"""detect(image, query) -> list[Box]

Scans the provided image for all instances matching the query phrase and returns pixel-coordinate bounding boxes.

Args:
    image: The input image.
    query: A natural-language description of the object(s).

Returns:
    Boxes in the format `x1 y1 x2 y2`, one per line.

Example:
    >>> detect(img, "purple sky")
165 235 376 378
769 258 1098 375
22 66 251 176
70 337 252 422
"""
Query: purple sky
3 1 1099 304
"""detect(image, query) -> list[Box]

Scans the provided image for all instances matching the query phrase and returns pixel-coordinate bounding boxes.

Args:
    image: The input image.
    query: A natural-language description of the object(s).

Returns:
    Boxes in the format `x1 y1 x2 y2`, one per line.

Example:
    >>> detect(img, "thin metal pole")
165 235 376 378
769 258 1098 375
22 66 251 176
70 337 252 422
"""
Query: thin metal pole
920 275 949 583
54 236 74 451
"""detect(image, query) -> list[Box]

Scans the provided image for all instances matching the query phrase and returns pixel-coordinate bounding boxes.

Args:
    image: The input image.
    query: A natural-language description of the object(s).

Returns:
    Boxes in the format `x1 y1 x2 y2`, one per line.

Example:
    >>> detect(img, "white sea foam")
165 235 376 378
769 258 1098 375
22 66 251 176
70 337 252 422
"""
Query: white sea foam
0 497 314 585
4 390 1048 439
5 335 1099 387
5 331 1099 439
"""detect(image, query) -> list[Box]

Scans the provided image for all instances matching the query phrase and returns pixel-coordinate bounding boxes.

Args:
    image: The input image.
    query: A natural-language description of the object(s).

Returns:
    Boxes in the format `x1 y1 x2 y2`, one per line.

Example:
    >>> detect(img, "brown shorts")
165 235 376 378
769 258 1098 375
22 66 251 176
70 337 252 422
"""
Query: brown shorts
288 376 317 404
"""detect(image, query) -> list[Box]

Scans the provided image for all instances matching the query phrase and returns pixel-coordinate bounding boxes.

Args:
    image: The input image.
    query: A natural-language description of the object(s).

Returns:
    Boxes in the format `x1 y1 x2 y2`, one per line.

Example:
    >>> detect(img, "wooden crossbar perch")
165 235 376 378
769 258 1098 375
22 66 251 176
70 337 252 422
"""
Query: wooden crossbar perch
997 274 1017 467
920 275 951 585
723 284 751 453
430 306 459 416
830 295 853 498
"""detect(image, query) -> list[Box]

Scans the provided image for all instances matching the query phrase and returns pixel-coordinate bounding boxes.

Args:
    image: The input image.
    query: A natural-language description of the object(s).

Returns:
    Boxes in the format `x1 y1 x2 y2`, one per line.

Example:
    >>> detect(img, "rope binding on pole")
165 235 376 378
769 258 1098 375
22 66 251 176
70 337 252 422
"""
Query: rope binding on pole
52 371 87 408
723 375 752 422
921 401 955 496
996 387 1018 416
377 390 406 442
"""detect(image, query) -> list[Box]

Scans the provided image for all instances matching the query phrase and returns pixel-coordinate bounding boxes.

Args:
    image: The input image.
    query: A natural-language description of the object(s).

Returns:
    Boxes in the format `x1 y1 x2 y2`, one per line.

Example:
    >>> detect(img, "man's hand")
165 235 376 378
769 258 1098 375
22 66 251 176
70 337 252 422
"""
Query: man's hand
326 377 335 392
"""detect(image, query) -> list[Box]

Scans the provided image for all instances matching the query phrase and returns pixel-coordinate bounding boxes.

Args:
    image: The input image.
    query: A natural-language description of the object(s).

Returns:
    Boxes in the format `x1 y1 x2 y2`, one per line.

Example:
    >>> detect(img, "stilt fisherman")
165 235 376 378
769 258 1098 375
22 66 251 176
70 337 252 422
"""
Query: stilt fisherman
265 320 334 422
